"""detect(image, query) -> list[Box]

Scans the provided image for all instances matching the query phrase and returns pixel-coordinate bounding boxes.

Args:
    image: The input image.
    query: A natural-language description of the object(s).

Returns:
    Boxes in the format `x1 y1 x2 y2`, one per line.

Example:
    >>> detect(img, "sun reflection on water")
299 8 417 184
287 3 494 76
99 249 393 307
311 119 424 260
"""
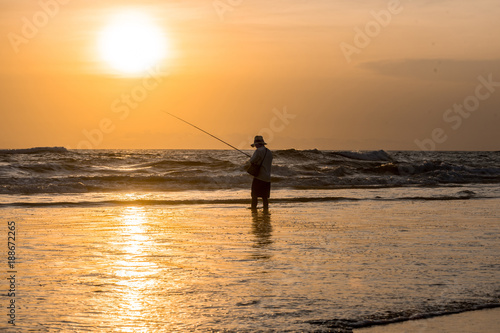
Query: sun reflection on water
112 206 160 327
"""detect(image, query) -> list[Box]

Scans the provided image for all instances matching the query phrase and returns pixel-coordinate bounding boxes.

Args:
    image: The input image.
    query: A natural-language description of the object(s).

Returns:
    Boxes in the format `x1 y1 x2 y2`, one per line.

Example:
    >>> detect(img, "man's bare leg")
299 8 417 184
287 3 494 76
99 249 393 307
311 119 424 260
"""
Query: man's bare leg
251 196 258 210
263 197 269 211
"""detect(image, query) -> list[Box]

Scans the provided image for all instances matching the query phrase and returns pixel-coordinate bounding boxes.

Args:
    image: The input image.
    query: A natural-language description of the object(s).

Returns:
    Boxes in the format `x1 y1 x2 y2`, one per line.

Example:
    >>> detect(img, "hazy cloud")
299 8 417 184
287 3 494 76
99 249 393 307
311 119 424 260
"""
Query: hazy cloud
360 58 500 82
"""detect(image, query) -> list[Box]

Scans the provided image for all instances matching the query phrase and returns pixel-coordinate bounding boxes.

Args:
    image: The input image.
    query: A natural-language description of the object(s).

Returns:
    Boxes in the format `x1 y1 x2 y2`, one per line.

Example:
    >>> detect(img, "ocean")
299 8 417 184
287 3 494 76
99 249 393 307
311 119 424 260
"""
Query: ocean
0 148 499 331
1 148 499 205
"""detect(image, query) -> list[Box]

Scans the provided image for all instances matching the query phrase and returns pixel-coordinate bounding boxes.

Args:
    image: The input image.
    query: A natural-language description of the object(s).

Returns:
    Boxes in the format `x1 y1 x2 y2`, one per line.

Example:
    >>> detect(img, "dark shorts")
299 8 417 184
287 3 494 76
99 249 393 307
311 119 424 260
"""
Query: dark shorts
251 178 271 198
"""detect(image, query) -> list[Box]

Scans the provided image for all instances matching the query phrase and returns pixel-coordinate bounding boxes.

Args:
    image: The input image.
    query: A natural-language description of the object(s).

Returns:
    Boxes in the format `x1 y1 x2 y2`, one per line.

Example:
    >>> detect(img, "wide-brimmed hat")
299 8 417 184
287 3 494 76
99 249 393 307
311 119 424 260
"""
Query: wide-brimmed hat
251 135 267 147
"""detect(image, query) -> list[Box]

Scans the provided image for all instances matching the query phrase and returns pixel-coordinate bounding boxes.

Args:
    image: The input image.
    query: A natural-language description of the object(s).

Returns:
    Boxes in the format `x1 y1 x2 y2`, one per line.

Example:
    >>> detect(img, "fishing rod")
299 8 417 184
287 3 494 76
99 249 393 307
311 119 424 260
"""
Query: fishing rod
164 111 252 158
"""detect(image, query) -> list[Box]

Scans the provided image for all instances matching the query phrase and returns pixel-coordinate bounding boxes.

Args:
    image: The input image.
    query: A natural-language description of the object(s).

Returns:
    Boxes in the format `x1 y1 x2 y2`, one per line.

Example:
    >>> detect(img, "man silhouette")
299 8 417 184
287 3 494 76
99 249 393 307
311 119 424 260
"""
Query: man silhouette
249 136 273 210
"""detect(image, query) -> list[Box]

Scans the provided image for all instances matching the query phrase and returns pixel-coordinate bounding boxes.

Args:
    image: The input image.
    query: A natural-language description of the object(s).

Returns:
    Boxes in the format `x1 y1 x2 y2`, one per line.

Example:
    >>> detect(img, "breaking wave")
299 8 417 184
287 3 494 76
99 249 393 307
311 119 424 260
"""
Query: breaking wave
0 190 487 208
334 149 393 161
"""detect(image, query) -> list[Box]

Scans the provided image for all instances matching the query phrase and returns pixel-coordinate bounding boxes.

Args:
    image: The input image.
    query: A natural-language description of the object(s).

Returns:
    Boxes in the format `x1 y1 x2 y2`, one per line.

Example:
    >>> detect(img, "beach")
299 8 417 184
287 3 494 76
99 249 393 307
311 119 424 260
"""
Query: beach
2 0 500 330
2 196 499 331
355 307 500 333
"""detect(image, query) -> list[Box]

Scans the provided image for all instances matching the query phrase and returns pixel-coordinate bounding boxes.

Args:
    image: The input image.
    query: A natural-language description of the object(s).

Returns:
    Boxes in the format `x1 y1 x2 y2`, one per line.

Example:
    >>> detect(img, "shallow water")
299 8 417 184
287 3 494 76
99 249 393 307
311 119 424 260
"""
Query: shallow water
2 197 499 331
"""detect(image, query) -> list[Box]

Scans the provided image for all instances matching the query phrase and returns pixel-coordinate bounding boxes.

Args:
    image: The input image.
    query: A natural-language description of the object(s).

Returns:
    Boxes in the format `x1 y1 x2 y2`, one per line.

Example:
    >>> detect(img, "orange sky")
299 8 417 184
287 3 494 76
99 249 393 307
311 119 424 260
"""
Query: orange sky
1 0 499 150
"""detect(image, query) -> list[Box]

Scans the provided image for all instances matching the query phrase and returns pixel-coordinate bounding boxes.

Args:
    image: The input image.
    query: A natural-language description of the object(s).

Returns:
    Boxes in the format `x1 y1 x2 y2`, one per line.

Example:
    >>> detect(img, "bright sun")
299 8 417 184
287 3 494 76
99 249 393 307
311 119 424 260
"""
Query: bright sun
99 11 167 75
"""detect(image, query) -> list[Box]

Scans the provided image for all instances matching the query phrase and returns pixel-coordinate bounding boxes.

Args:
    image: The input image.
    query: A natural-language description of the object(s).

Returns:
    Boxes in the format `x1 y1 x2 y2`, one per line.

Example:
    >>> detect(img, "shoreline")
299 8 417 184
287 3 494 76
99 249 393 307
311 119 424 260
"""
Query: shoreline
355 307 500 333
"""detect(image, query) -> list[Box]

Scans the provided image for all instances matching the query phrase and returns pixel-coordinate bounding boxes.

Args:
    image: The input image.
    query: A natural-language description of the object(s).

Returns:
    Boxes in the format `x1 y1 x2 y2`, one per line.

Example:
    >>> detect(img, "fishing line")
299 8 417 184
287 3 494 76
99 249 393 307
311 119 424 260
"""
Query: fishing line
164 111 252 158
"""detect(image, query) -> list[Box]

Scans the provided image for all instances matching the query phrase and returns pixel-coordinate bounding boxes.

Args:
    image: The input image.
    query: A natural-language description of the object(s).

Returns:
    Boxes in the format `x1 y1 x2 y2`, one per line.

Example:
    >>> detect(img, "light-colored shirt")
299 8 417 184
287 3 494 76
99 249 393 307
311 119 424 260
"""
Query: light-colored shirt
250 146 273 182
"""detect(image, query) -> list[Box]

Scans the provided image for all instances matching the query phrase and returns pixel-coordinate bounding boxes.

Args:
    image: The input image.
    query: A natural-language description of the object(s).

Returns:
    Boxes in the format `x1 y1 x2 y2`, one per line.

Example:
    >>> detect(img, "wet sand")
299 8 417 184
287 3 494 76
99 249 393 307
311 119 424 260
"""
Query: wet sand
355 307 500 333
